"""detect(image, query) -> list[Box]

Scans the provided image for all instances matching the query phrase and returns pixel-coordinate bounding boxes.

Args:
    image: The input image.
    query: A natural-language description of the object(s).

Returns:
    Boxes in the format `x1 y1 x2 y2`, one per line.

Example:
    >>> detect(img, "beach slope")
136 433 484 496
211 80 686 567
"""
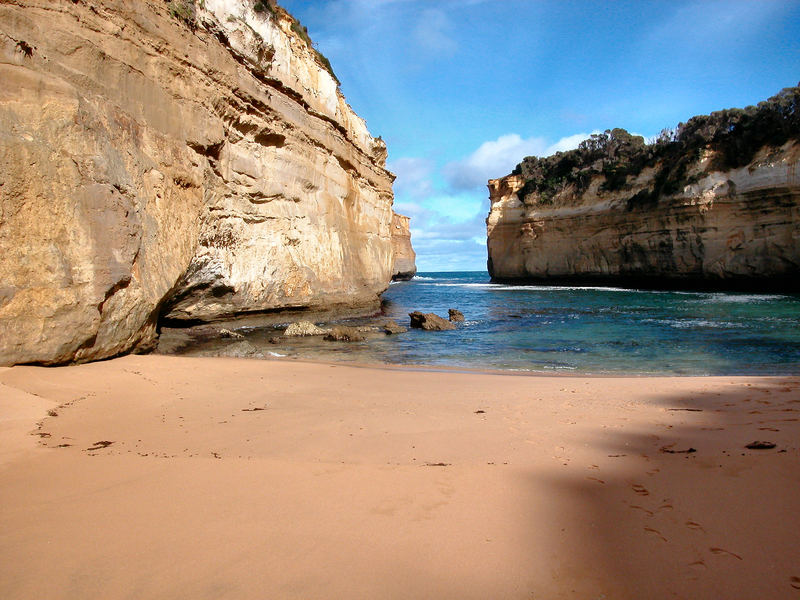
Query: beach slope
1 355 799 598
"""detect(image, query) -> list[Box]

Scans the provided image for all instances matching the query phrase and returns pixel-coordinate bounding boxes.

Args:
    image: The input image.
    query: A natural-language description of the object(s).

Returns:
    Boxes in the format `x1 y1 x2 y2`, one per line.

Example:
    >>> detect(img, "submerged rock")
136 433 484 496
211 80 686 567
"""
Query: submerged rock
383 320 407 335
284 321 328 337
409 312 456 331
219 328 244 339
448 309 465 322
324 326 365 342
217 341 262 359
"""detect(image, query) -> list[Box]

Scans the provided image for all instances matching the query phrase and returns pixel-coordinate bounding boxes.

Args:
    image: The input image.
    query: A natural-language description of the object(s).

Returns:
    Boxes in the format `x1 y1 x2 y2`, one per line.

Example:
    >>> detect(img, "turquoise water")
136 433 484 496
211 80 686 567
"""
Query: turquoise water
373 271 800 374
170 271 800 375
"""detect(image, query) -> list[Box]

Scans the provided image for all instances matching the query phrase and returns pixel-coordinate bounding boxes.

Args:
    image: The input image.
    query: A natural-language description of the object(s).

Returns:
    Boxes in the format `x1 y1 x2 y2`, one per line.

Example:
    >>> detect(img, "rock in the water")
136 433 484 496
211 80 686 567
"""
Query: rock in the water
448 309 465 322
217 341 261 359
409 312 456 331
383 320 407 335
219 328 244 339
284 321 328 337
324 326 365 342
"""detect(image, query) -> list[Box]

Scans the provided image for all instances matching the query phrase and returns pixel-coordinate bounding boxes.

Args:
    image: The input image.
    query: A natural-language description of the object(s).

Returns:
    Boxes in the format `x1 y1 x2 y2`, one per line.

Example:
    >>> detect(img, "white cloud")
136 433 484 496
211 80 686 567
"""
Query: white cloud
443 134 548 190
443 131 603 190
544 131 598 154
387 157 435 199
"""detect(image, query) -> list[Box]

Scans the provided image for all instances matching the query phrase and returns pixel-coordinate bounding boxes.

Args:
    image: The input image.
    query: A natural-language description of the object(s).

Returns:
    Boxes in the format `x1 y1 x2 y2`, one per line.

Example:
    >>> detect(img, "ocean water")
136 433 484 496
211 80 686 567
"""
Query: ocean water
376 271 800 374
173 271 800 375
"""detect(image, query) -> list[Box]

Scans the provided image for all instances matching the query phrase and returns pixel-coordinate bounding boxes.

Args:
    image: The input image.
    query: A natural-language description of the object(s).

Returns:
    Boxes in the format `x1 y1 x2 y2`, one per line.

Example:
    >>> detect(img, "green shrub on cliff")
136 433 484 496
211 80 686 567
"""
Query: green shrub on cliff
257 1 340 86
289 20 340 86
512 84 800 208
167 0 198 28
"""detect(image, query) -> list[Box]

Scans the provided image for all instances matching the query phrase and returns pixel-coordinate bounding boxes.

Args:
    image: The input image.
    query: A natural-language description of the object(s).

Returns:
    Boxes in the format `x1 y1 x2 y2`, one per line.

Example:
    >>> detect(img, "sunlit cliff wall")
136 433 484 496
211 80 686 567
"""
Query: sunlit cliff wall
0 0 396 364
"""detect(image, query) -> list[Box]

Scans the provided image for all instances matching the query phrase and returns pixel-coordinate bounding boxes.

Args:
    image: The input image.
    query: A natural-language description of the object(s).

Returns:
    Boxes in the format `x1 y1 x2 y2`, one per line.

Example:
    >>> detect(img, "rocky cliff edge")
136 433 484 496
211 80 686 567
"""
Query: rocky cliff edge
487 87 800 291
0 0 397 365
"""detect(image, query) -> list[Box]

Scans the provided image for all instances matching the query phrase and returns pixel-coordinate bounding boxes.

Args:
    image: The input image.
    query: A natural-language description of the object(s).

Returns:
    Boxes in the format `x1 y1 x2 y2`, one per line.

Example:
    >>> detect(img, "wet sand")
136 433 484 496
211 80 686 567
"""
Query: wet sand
1 354 799 599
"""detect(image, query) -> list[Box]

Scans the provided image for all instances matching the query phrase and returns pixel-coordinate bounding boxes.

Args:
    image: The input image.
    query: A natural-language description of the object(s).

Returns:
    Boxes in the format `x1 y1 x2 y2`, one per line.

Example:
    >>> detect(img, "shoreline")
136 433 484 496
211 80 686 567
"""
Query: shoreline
161 350 800 378
2 354 799 598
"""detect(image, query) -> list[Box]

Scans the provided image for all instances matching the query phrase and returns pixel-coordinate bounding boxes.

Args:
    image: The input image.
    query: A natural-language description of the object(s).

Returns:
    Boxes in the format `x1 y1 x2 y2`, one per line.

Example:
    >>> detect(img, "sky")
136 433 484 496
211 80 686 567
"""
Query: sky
281 0 800 272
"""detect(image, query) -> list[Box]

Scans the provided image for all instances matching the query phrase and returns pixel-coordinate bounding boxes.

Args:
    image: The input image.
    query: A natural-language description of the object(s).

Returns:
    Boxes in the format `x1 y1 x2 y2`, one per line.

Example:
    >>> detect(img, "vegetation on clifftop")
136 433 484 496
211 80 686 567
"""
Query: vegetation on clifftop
165 0 339 85
512 84 800 208
253 0 340 85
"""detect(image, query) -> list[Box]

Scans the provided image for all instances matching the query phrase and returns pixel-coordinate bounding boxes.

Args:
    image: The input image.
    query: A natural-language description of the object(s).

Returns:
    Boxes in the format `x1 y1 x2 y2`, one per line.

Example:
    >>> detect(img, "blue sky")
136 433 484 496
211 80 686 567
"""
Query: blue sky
281 0 800 272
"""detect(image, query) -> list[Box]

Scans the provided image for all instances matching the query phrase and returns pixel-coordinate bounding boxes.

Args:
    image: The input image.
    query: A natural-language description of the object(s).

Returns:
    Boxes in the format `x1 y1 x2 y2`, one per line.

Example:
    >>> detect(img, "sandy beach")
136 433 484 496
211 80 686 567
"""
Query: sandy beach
1 354 799 599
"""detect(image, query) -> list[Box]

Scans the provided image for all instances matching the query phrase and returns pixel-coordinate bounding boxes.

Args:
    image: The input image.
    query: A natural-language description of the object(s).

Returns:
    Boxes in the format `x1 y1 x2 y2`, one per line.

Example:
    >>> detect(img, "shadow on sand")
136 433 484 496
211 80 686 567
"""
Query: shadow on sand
536 377 800 599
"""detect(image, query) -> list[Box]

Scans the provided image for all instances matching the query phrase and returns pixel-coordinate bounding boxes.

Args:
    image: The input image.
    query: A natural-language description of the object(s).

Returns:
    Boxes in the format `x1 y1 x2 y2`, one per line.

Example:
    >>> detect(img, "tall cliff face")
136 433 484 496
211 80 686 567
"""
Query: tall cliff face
390 212 416 280
487 90 800 290
0 0 395 365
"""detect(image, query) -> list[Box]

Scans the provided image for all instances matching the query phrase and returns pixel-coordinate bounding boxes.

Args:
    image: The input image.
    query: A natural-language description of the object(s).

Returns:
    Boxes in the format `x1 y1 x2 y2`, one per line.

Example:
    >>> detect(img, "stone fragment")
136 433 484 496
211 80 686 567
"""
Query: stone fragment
408 312 456 331
283 321 328 337
745 441 776 450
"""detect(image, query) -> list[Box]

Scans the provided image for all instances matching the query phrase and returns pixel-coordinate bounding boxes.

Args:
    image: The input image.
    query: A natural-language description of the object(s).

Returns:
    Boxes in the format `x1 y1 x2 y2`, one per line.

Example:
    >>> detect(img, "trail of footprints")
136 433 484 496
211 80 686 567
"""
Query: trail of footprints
624 480 748 571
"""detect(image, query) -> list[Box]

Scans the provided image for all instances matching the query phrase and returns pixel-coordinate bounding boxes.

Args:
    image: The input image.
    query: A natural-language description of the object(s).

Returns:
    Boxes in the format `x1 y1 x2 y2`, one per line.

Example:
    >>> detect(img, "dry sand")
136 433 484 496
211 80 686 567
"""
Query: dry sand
1 354 799 599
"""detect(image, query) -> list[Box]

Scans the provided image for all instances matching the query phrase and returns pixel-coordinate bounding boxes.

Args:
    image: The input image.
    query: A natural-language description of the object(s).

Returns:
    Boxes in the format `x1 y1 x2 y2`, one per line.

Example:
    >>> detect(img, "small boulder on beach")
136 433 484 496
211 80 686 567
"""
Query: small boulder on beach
409 311 456 331
283 321 328 337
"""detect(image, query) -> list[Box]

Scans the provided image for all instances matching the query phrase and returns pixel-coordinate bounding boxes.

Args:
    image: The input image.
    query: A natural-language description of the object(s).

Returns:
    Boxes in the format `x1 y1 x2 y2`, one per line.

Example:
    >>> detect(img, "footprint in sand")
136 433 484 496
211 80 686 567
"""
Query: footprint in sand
586 476 605 484
710 547 743 560
689 560 707 571
791 576 800 589
685 520 705 532
644 527 667 542
629 504 654 517
631 483 649 496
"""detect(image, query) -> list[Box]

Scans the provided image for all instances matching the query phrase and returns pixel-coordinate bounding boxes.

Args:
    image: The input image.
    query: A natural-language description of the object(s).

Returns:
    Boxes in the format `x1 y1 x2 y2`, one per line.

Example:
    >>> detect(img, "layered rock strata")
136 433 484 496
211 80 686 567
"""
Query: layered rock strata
487 143 800 291
0 0 396 365
390 212 417 280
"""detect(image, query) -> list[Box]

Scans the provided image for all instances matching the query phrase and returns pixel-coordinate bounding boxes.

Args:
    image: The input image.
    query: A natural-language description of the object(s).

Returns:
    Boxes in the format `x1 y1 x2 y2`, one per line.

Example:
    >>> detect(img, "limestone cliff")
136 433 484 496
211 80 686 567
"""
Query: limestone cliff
390 212 416 280
0 0 395 365
487 88 800 291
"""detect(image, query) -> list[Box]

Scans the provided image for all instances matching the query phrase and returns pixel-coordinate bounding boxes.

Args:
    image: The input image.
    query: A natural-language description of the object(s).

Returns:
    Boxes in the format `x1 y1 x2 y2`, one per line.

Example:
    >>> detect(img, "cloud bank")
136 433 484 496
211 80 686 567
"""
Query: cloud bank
442 132 598 190
391 131 600 270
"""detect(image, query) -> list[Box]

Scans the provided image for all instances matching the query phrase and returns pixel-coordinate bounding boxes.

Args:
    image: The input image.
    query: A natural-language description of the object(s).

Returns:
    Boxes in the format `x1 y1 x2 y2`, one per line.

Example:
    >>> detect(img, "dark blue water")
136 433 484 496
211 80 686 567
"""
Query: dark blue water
374 271 800 374
171 271 800 375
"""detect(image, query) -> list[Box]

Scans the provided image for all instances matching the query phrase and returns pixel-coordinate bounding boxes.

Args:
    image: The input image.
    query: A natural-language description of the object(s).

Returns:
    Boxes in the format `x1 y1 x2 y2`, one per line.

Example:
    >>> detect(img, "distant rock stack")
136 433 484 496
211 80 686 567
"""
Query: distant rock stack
487 86 800 291
0 0 398 365
391 212 417 280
